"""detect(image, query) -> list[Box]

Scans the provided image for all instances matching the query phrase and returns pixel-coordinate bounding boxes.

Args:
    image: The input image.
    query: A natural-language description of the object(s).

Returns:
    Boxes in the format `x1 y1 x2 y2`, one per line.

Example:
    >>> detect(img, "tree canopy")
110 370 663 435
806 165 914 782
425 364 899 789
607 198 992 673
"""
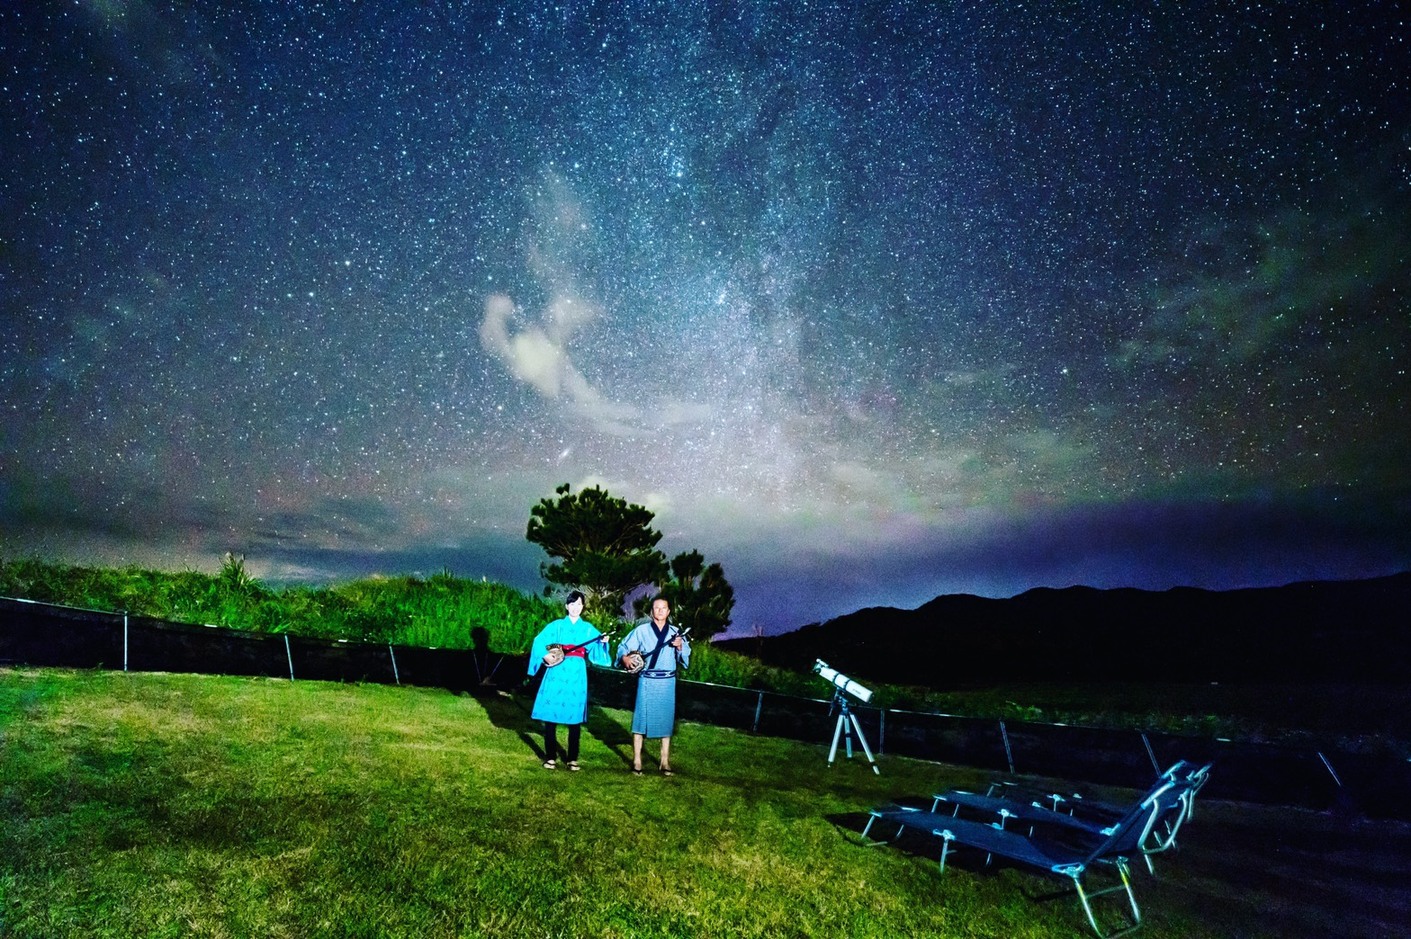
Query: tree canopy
526 483 734 637
525 483 668 625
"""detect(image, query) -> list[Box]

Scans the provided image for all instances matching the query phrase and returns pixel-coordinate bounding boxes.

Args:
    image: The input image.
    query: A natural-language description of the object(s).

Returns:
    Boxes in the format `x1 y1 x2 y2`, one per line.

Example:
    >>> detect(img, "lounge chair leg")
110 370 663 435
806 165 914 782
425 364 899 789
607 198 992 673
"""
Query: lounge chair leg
860 812 901 846
1071 859 1141 939
1119 859 1140 925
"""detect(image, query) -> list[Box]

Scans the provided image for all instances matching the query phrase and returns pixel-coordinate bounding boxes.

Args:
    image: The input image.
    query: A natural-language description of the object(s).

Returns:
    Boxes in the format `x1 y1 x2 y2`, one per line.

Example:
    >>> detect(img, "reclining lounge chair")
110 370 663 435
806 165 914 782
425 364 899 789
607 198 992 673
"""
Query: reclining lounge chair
931 762 1210 873
862 780 1184 938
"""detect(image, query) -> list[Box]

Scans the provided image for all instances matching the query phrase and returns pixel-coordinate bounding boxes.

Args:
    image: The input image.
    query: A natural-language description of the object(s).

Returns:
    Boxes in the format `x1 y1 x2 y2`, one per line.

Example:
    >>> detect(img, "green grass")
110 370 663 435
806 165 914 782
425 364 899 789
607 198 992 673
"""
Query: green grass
0 556 559 650
3 668 1408 938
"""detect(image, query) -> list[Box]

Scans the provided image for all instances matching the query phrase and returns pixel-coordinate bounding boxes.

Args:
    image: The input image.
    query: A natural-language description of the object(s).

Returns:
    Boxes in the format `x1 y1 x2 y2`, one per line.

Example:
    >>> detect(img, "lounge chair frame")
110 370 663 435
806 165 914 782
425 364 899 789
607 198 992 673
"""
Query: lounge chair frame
987 762 1205 849
862 781 1182 938
932 763 1207 874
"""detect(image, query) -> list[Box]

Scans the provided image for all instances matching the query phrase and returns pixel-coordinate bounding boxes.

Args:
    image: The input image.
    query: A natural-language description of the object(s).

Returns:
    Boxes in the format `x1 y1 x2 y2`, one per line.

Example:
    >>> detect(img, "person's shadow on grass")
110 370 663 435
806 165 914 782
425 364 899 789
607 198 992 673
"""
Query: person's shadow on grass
585 706 636 768
472 665 635 767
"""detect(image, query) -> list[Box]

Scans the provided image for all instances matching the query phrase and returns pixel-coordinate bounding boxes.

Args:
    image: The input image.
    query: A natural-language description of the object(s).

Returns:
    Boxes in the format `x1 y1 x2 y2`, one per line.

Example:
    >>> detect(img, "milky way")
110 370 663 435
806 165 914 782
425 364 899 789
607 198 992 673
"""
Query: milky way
3 2 1408 633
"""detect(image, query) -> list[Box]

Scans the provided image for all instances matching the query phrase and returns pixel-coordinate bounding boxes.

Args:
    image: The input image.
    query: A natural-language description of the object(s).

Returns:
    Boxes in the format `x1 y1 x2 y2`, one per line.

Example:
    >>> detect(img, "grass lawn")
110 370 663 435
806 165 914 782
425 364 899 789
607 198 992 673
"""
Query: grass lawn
2 667 1408 938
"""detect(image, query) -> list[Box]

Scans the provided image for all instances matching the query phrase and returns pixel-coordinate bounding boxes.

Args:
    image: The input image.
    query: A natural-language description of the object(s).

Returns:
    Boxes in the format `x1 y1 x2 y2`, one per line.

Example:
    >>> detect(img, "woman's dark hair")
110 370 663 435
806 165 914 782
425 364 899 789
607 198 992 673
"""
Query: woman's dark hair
565 590 586 606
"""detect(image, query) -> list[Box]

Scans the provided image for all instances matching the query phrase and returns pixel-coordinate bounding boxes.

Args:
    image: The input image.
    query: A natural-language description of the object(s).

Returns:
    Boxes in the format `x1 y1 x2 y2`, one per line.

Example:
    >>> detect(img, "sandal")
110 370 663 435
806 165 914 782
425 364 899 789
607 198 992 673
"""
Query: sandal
567 761 580 772
543 759 556 770
660 766 674 777
631 762 643 776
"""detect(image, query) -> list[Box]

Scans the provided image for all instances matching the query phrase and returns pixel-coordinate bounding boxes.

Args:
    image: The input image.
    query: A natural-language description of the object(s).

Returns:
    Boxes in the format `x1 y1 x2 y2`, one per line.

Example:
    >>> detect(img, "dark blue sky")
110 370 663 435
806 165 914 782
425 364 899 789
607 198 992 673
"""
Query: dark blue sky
3 1 1408 634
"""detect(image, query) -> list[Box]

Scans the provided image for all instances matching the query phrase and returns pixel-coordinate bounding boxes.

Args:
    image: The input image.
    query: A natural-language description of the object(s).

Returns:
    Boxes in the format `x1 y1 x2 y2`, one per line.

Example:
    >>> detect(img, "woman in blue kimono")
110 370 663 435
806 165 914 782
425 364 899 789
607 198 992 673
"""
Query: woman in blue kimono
528 590 610 770
616 595 691 775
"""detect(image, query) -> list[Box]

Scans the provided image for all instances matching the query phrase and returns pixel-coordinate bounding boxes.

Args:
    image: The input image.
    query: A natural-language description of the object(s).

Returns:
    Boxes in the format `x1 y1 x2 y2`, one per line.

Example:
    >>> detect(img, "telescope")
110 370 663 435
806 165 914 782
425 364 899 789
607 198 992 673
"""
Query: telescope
812 659 879 772
813 659 873 704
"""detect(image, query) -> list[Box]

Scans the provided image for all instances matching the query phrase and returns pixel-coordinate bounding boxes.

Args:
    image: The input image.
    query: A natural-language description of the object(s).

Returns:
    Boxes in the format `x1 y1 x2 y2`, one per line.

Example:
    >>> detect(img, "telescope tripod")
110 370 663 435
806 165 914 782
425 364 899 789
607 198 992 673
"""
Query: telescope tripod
827 690 879 774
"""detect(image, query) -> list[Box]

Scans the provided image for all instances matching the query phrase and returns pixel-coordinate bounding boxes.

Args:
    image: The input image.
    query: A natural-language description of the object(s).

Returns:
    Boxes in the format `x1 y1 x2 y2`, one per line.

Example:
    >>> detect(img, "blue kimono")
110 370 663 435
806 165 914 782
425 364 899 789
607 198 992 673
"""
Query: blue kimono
528 616 610 724
617 620 691 738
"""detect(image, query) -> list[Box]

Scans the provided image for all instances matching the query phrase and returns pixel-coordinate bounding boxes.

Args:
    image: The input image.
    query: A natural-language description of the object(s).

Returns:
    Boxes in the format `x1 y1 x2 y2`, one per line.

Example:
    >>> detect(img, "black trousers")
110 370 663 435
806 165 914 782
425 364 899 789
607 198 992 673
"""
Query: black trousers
543 722 581 761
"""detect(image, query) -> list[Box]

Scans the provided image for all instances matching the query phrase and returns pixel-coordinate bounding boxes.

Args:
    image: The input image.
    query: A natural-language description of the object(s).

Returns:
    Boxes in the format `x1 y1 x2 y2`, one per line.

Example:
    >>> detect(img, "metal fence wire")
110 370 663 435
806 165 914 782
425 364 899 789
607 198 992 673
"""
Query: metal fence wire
3 596 1407 819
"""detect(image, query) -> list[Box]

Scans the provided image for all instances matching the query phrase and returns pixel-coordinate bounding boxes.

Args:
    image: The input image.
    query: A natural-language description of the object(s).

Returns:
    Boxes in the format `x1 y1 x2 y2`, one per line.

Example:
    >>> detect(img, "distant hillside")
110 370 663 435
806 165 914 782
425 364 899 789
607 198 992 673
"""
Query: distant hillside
715 573 1411 686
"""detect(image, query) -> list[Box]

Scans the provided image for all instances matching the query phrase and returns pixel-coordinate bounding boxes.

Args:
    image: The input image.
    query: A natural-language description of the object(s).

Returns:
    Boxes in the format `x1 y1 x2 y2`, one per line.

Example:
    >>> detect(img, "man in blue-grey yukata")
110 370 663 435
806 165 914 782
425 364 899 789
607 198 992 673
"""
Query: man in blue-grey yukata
616 596 691 776
527 590 610 770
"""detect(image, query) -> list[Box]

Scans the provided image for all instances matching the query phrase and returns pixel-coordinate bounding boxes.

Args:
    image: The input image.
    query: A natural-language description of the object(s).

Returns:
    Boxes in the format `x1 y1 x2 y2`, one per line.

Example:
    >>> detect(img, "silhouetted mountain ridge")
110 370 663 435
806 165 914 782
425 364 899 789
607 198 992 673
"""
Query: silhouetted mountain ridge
716 573 1411 686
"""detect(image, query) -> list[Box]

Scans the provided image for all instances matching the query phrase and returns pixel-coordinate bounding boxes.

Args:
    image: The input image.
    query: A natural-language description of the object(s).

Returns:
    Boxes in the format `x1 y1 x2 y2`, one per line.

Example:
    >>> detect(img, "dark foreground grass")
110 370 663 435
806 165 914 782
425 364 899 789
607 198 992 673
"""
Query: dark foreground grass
2 668 1408 938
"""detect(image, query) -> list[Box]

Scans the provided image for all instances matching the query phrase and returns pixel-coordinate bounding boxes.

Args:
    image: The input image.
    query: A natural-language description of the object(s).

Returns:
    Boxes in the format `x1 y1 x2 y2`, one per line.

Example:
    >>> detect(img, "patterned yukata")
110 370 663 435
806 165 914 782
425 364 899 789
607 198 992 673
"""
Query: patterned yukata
528 616 609 724
617 620 691 738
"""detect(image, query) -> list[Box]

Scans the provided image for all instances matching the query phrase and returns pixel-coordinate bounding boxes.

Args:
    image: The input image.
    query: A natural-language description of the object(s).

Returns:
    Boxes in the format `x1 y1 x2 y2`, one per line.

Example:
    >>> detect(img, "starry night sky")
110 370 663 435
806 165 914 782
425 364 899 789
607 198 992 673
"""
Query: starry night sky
3 1 1409 635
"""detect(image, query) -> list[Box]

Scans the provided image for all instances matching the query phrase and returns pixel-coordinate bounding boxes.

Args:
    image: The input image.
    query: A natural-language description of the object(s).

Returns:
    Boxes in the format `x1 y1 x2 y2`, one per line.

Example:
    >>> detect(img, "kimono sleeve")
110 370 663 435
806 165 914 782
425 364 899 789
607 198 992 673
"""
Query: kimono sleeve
528 622 553 677
585 631 611 667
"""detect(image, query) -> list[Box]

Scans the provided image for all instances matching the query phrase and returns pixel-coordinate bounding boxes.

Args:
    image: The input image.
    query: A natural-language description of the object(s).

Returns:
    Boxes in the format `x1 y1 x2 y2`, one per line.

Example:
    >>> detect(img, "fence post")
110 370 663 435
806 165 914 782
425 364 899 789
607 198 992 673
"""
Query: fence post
1317 751 1344 788
388 644 401 685
1140 732 1159 774
284 634 295 680
123 610 129 672
878 708 886 755
999 720 1015 774
752 691 764 733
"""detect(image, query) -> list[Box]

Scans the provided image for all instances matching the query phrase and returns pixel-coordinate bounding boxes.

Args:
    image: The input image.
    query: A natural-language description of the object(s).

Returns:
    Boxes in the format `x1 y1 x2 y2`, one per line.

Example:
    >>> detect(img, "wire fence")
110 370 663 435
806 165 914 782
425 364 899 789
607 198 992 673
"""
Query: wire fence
4 595 1407 819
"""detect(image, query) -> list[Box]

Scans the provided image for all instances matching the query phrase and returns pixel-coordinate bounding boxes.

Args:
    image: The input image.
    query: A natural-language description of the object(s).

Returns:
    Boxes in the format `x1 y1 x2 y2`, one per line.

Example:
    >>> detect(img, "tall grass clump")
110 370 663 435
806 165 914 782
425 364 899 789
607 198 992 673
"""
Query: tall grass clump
331 569 562 651
0 556 557 652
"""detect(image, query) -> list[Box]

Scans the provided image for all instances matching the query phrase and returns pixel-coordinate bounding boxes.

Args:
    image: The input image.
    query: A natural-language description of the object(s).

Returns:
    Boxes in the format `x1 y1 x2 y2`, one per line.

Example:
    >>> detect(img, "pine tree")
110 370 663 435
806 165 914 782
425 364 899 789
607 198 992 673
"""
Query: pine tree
525 483 668 625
